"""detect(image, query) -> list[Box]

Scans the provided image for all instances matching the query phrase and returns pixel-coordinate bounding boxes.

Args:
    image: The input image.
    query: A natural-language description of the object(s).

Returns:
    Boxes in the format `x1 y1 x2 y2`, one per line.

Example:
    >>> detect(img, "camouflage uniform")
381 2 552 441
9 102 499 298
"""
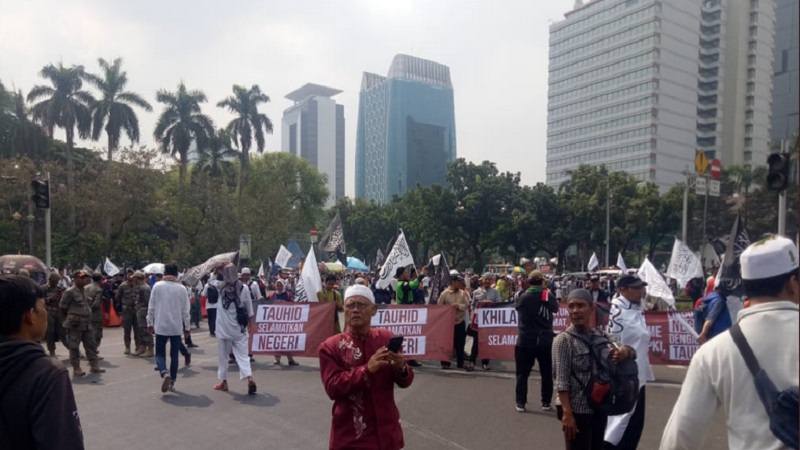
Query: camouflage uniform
85 281 105 349
116 280 144 354
60 285 100 375
136 283 153 357
44 277 66 356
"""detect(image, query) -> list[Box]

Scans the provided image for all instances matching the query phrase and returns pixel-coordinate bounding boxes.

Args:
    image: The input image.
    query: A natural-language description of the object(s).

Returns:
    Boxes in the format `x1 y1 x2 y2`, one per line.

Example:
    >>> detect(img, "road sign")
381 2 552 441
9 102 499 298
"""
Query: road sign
695 151 709 175
708 179 720 197
695 176 707 195
710 159 722 180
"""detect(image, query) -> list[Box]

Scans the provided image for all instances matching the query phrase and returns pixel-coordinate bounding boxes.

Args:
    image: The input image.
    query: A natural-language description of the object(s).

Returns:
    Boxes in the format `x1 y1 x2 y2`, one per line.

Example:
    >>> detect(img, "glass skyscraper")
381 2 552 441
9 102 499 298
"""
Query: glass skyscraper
355 54 457 203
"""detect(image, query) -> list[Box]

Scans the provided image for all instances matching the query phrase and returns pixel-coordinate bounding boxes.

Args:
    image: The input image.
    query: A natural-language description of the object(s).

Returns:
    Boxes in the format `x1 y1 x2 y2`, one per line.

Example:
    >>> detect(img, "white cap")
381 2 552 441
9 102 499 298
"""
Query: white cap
240 267 251 275
740 235 799 280
344 284 375 303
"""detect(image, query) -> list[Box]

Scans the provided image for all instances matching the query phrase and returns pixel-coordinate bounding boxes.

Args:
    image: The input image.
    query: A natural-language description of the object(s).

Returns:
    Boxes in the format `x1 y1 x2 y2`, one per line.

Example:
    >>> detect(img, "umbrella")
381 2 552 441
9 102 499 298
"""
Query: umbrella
142 263 165 275
346 257 369 272
325 261 346 273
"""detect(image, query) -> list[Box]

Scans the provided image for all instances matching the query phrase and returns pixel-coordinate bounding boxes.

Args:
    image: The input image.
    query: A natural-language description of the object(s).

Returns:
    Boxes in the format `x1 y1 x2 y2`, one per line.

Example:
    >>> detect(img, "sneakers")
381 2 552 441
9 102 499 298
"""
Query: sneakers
124 346 131 355
213 380 229 392
184 352 191 367
541 403 553 411
89 366 106 374
142 346 154 358
248 380 257 395
73 367 86 378
482 363 491 371
515 404 526 413
287 358 299 366
161 376 173 393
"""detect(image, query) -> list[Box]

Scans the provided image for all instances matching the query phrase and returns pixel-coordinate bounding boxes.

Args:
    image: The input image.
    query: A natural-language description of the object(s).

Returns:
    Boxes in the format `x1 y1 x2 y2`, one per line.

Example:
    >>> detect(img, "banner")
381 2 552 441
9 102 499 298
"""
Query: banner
666 239 704 288
251 302 335 356
182 251 238 286
371 304 455 361
377 231 414 289
275 245 292 269
477 305 699 365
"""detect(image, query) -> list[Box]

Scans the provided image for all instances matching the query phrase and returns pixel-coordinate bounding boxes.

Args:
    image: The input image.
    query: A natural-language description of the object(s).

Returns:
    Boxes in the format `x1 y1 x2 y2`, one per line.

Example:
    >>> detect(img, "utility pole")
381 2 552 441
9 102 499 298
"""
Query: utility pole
778 139 788 236
681 169 691 242
702 173 709 246
605 176 611 268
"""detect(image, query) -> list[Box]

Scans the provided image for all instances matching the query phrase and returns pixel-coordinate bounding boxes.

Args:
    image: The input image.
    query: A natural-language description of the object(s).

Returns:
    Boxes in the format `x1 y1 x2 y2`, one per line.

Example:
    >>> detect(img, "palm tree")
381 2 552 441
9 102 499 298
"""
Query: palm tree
153 82 214 192
27 63 96 231
195 128 239 181
217 84 273 195
85 58 152 161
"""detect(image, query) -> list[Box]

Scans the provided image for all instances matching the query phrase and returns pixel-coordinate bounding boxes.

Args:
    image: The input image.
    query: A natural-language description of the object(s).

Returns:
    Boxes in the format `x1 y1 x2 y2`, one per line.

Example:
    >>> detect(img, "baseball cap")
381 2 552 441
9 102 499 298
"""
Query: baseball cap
617 274 647 288
740 235 799 280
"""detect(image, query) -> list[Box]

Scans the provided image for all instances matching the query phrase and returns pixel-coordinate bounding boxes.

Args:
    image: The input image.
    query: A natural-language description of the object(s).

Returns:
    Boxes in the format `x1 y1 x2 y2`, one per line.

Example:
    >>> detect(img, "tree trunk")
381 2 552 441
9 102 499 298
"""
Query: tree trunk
107 133 113 162
104 133 114 247
66 129 76 233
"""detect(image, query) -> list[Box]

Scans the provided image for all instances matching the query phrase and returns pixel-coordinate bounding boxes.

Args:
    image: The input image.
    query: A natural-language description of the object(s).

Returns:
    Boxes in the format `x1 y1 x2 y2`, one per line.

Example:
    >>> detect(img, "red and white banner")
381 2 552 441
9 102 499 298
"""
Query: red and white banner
251 301 335 356
477 304 699 365
372 304 455 361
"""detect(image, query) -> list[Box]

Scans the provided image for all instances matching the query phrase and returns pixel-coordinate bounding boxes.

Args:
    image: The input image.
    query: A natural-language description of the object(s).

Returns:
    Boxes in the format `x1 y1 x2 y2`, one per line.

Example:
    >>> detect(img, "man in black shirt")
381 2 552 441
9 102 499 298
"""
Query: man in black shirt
514 271 560 412
0 274 85 449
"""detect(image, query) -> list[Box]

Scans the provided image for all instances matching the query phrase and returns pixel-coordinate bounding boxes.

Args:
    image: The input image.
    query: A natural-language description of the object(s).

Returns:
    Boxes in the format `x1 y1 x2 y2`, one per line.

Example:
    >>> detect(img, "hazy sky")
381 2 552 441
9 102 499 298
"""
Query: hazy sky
0 0 575 195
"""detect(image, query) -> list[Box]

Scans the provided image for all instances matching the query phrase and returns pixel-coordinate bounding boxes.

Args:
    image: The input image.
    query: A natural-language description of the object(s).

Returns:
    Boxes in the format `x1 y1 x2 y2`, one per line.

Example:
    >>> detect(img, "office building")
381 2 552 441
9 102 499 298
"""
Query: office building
546 0 776 189
281 83 345 207
771 0 799 142
355 54 457 203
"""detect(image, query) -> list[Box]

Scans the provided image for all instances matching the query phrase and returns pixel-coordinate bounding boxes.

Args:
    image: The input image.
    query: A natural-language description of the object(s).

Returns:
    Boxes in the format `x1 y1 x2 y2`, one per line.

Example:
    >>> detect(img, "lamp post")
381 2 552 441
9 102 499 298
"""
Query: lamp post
309 227 318 256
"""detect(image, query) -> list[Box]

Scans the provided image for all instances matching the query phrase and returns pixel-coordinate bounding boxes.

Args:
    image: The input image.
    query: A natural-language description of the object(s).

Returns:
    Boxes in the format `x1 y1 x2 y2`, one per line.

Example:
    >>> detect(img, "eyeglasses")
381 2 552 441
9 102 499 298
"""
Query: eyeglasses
344 302 372 311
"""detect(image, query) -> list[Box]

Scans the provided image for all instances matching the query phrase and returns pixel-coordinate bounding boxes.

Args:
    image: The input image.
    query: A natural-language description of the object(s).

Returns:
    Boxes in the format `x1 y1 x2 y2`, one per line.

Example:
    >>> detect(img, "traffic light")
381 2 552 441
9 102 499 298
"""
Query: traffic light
766 153 790 191
31 179 49 209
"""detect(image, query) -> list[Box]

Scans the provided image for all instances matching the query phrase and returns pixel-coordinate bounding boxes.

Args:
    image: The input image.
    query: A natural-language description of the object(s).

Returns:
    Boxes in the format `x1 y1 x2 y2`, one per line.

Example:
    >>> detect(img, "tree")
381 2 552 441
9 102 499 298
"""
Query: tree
193 128 238 185
217 84 273 197
153 82 214 192
85 57 152 161
27 63 96 232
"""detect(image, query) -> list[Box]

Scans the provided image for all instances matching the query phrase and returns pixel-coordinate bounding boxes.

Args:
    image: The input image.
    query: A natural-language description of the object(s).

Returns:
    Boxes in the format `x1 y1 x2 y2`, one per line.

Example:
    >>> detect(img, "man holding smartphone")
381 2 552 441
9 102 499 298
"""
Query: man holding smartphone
318 284 415 450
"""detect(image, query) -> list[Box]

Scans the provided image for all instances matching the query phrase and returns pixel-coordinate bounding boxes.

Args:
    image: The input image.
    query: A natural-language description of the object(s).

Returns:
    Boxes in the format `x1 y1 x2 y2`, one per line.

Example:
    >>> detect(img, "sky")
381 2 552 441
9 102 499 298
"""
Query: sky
0 0 576 195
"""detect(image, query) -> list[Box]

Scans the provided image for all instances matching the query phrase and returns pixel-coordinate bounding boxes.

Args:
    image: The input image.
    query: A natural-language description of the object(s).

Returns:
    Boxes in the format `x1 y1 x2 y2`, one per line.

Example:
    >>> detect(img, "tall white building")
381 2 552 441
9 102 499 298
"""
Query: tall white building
281 83 345 207
546 0 776 189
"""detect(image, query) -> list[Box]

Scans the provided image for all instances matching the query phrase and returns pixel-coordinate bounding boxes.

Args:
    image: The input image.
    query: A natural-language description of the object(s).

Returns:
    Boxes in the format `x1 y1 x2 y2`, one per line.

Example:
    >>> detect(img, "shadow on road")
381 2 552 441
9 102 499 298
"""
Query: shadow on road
230 391 280 407
160 392 214 408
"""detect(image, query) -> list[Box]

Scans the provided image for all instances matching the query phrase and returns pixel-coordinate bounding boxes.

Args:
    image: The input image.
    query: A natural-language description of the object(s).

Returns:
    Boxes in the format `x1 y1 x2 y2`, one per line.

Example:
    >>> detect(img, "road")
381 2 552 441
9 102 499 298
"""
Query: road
66 325 729 450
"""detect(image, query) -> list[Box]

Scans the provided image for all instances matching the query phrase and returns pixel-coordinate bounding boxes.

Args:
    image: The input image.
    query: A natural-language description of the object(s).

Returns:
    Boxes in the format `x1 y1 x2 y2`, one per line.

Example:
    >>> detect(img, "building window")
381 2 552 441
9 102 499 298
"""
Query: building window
776 49 789 74
750 12 758 24
747 82 755 93
748 68 756 79
749 26 757 38
751 0 759 8
748 55 756 66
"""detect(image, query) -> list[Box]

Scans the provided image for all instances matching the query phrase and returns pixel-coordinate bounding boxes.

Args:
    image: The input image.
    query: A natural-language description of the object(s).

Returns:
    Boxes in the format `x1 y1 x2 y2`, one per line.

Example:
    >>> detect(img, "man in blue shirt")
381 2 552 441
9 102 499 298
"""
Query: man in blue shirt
697 287 732 344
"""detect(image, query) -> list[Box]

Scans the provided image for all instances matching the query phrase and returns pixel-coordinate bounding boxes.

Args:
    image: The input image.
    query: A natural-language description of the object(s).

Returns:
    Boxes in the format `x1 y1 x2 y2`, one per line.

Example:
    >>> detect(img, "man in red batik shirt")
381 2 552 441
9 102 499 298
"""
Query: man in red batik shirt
318 284 414 450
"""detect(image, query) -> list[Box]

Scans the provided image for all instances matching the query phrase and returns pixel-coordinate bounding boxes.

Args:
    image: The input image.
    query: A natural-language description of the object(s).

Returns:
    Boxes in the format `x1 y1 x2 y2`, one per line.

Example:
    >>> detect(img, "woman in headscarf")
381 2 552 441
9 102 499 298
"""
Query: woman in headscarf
214 264 256 394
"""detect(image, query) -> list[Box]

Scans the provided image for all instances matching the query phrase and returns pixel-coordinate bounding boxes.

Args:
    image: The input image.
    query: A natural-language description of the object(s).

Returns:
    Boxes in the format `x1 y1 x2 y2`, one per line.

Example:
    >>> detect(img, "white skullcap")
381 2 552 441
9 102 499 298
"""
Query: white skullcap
241 267 251 275
344 284 375 303
740 235 799 280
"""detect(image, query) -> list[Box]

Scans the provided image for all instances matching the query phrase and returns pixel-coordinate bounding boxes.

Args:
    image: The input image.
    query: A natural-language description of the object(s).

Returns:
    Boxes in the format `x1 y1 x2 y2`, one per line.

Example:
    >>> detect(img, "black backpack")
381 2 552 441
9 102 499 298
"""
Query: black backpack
730 323 799 449
206 284 219 304
567 331 640 416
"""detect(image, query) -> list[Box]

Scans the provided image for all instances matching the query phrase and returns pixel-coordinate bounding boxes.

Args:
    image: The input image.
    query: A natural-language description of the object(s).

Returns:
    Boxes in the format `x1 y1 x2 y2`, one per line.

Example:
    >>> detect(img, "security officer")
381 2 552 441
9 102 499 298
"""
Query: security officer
85 271 105 352
136 274 153 358
116 270 145 355
60 270 105 377
43 272 66 357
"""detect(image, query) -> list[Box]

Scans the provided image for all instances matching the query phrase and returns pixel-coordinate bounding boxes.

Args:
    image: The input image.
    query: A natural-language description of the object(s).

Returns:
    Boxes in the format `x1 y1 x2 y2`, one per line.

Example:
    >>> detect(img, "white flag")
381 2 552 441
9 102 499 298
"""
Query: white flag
638 257 675 307
257 262 265 279
377 231 415 289
275 245 292 269
666 238 705 288
587 252 599 272
295 247 322 303
103 257 120 276
616 253 627 272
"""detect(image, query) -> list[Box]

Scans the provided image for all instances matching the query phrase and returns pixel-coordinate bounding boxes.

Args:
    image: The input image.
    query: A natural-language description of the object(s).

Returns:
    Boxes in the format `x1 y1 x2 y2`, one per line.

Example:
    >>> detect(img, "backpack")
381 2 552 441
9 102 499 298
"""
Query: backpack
567 331 640 416
730 323 799 449
206 284 219 304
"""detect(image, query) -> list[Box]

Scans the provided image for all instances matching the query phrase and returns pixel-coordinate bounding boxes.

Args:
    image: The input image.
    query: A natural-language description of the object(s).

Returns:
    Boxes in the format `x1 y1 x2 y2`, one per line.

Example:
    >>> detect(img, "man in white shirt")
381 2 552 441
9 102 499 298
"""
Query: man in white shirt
214 264 257 395
146 263 190 393
660 235 799 450
605 274 655 449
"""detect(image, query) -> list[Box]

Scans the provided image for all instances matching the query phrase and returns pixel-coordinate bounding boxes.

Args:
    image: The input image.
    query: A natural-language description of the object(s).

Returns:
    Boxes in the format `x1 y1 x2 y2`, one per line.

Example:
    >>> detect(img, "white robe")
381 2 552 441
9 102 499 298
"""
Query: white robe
604 295 654 445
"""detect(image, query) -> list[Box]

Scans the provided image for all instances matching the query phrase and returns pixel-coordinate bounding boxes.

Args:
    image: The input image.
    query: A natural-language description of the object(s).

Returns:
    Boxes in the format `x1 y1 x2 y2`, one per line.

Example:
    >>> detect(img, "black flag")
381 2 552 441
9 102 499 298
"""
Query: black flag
319 211 347 263
426 253 451 305
717 215 750 295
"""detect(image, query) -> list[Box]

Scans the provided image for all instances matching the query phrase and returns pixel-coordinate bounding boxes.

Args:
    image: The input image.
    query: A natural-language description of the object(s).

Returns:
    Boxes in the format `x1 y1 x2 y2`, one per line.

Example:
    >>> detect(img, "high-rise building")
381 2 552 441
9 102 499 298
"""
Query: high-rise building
281 83 345 207
696 0 775 167
546 0 776 189
771 0 799 142
355 54 457 203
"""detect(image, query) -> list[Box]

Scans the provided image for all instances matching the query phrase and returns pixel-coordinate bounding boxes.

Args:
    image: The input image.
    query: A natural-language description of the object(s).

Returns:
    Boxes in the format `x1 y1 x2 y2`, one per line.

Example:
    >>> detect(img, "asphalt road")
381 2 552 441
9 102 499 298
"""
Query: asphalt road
64 324 729 450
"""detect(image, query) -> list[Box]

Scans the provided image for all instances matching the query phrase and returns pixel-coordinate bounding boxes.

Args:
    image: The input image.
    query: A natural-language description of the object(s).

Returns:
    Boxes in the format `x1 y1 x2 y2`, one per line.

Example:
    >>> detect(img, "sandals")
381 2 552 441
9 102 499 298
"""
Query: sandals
213 380 229 391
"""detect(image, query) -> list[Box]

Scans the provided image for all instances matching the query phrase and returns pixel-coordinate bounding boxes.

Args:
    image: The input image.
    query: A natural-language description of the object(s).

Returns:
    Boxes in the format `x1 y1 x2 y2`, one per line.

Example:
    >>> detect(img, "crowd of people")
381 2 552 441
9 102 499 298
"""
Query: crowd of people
0 234 797 449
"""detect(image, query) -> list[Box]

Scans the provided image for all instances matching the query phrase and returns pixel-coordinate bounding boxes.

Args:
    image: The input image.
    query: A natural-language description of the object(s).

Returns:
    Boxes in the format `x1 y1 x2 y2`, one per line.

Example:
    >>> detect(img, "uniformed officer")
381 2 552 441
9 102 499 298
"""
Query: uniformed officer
116 270 145 355
43 272 66 357
85 271 105 352
136 275 153 358
59 270 105 377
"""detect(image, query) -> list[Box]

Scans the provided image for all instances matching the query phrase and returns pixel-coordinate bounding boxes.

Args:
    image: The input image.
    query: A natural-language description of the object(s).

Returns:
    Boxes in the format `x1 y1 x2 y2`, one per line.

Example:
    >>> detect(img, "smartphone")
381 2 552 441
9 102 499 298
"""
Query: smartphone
387 335 404 353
